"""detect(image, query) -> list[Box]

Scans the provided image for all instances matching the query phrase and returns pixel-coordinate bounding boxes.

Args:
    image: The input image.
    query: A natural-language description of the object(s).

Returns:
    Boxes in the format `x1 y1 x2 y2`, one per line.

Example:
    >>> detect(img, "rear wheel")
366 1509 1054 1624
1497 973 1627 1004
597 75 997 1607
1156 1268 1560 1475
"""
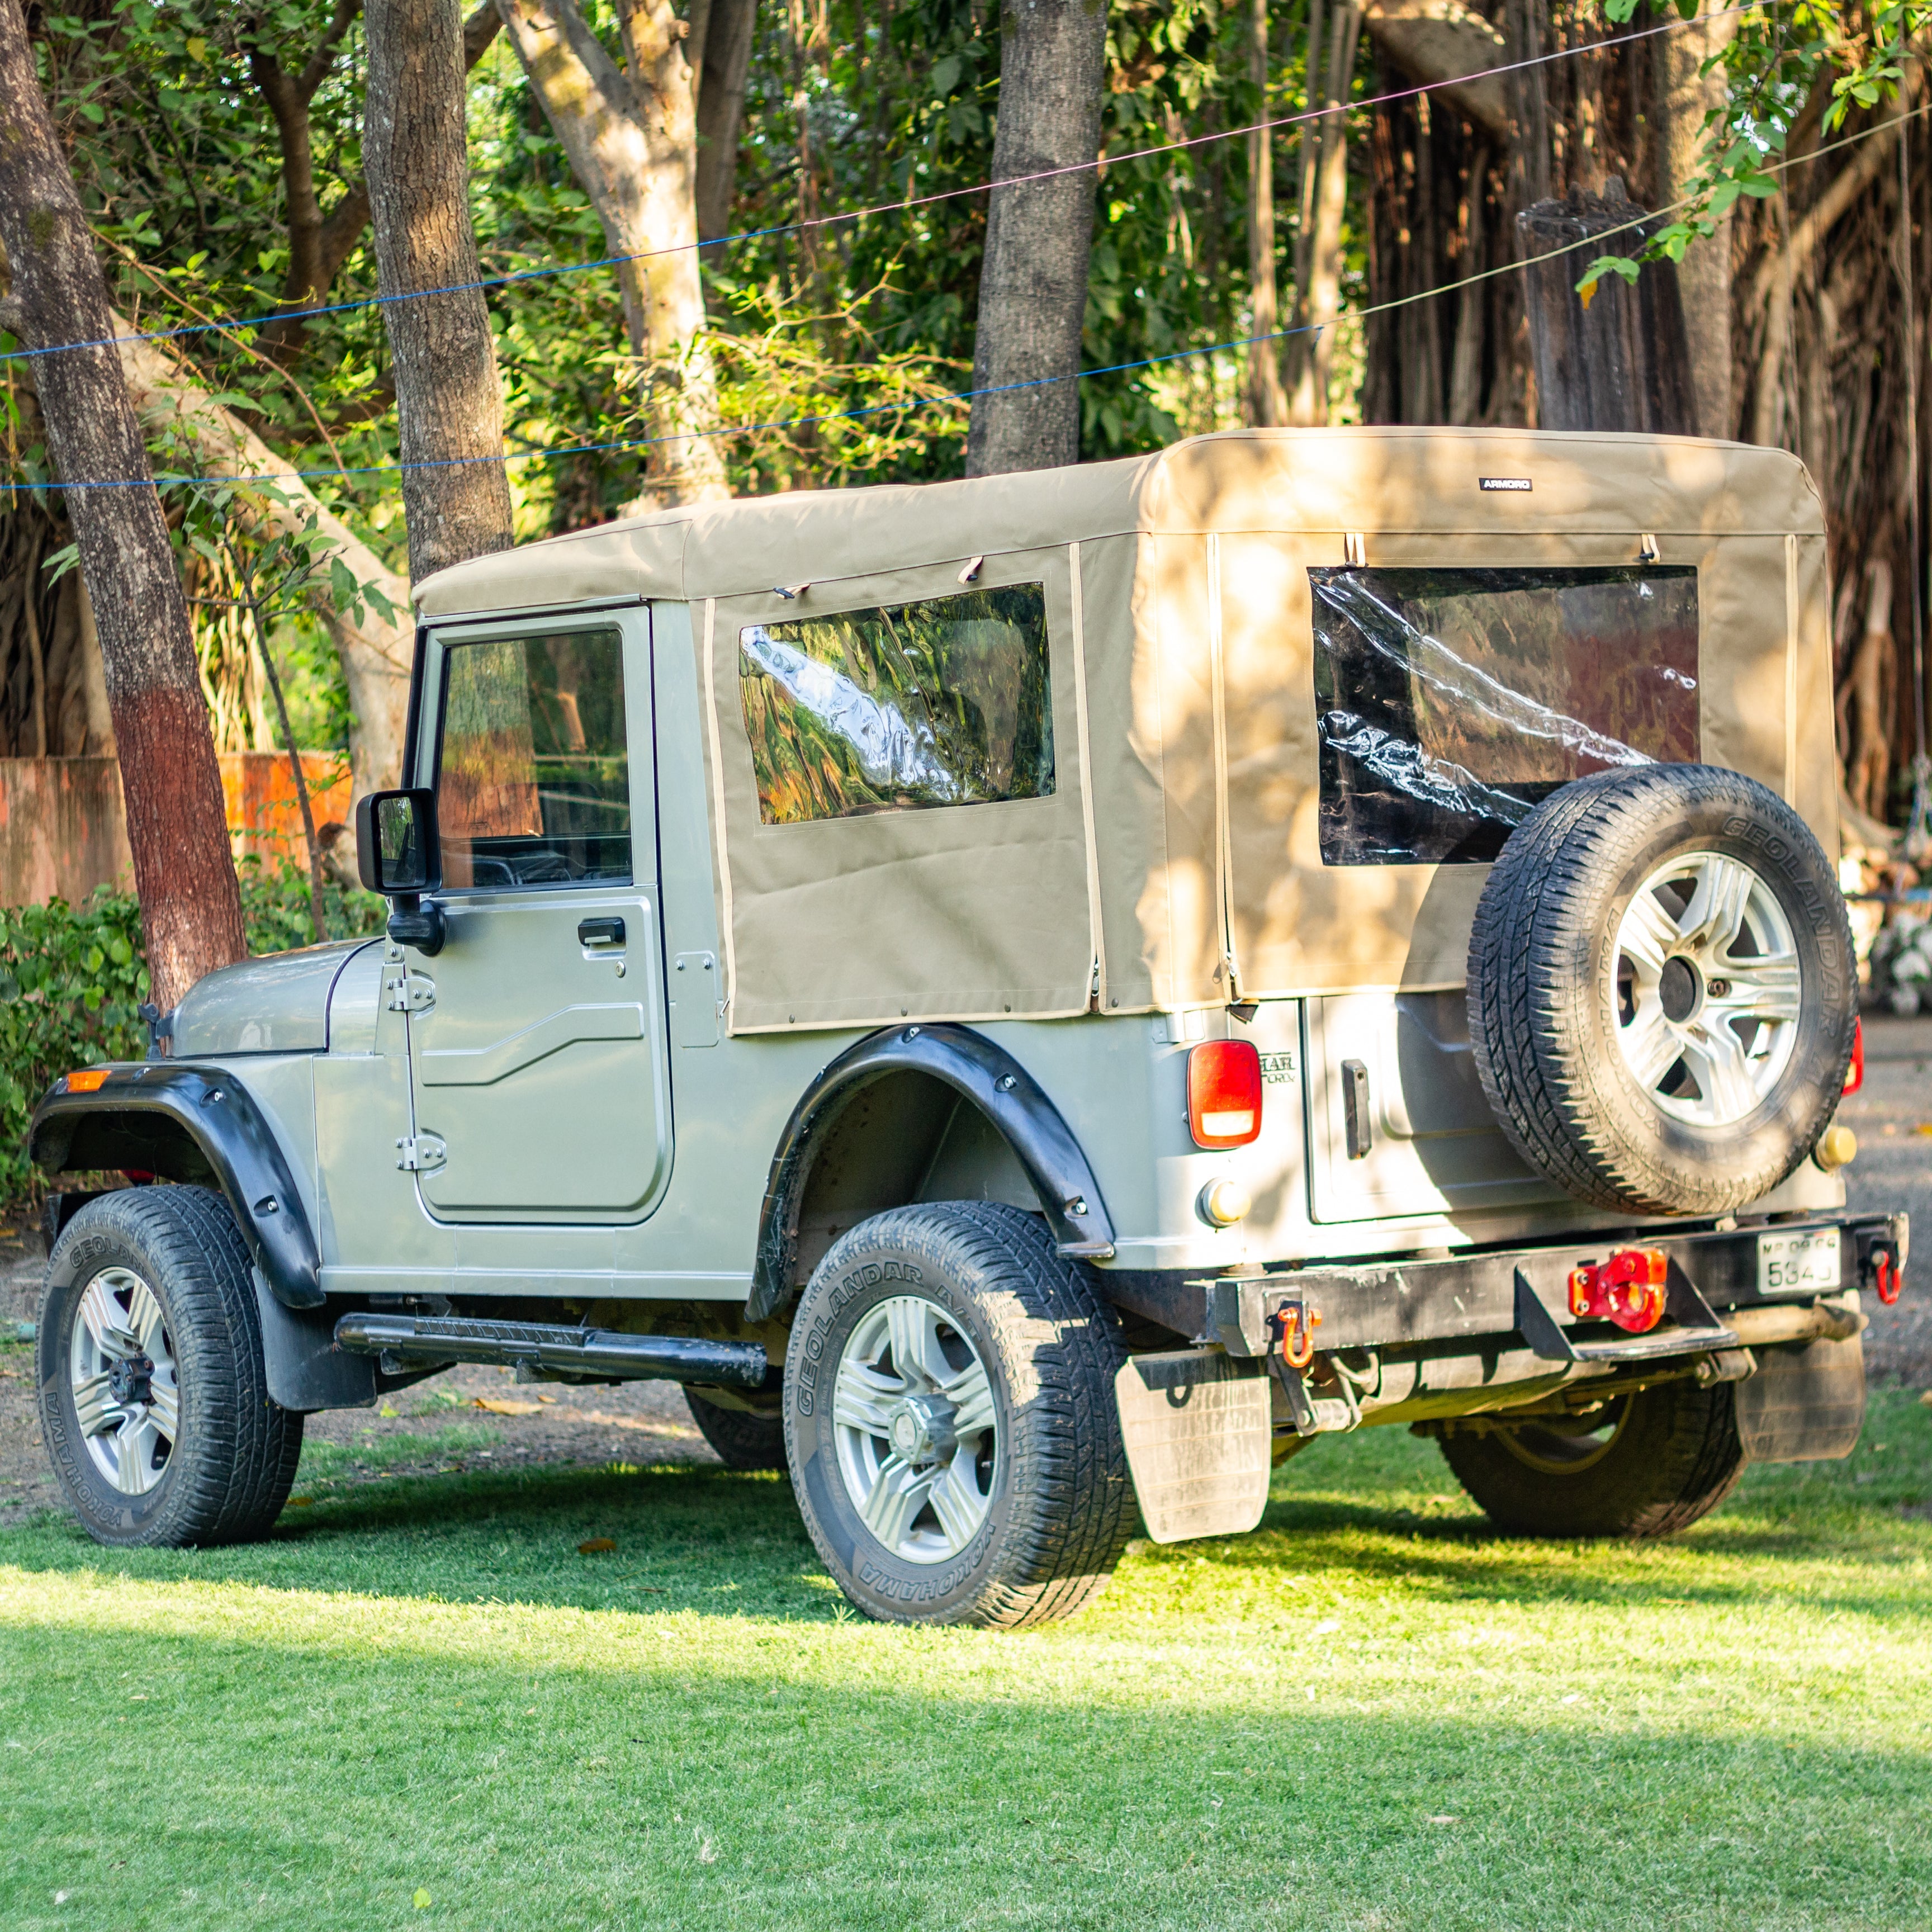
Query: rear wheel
1438 1379 1745 1538
684 1388 786 1471
37 1187 303 1548
783 1202 1133 1628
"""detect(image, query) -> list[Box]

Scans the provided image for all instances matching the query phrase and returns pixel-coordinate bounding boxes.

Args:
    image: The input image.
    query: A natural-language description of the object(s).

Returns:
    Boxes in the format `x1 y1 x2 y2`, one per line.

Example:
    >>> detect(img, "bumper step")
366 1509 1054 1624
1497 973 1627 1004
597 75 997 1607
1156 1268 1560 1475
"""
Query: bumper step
334 1312 769 1387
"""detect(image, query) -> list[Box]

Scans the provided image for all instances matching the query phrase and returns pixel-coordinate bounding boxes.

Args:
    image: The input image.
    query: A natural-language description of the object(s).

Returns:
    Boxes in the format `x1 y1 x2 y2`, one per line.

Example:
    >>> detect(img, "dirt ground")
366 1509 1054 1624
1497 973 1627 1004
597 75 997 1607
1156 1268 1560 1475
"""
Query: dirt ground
3 1018 1929 1527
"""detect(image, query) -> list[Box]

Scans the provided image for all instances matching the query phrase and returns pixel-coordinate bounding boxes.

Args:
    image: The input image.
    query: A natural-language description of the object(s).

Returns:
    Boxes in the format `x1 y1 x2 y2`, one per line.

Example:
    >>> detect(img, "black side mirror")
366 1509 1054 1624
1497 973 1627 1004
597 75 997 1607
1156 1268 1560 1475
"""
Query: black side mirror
354 789 446 955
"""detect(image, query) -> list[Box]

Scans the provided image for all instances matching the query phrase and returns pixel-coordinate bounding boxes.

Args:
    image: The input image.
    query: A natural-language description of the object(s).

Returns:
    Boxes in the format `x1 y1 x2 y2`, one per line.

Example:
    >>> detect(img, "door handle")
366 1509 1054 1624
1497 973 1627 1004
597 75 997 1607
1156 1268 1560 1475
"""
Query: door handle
577 917 626 948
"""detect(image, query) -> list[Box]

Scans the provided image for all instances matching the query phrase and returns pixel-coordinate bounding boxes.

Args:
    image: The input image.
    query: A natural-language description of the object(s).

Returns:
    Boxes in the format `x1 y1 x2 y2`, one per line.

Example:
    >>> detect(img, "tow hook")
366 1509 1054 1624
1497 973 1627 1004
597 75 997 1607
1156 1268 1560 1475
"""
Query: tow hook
1266 1300 1355 1438
1567 1247 1669 1333
1859 1234 1903 1307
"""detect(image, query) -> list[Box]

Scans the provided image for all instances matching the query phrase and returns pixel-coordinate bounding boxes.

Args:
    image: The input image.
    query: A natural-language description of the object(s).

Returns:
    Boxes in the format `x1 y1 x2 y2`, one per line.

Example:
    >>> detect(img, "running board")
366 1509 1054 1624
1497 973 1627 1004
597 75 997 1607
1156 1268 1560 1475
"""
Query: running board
334 1311 769 1387
1513 1266 1737 1365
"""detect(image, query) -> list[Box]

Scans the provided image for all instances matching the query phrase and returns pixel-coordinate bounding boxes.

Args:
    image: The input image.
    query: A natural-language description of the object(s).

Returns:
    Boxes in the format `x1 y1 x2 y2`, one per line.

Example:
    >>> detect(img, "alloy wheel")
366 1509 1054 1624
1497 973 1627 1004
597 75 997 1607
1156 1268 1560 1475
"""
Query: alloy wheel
69 1266 179 1497
830 1294 998 1564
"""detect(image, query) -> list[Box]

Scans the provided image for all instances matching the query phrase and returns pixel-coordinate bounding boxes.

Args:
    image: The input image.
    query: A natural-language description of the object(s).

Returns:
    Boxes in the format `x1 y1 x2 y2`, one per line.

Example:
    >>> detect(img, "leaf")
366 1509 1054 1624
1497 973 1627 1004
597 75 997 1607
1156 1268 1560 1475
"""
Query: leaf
577 1537 617 1555
475 1396 543 1415
413 1889 432 1910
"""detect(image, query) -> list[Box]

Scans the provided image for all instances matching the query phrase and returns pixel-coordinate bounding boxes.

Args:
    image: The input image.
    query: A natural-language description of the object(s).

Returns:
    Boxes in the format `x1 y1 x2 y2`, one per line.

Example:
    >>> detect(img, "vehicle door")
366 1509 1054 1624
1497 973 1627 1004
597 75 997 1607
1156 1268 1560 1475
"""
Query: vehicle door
401 609 672 1221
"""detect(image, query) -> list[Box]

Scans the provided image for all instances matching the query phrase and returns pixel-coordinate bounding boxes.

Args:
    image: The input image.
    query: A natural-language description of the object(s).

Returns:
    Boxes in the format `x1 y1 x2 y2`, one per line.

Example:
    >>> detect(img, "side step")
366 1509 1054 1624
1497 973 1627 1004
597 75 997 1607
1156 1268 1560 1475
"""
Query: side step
334 1311 769 1387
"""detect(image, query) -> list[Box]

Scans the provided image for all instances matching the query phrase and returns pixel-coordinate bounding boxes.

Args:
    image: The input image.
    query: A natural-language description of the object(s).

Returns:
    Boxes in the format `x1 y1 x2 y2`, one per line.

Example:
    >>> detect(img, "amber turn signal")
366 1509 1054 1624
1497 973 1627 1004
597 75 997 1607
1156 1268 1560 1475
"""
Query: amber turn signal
1186 1040 1263 1149
64 1069 112 1093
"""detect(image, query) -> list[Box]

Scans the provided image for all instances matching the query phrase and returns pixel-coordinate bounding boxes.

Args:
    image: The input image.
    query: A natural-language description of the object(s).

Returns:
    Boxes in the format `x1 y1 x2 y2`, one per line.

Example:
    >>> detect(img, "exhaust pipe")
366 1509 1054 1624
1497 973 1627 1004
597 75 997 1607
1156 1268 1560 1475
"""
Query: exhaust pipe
334 1311 769 1387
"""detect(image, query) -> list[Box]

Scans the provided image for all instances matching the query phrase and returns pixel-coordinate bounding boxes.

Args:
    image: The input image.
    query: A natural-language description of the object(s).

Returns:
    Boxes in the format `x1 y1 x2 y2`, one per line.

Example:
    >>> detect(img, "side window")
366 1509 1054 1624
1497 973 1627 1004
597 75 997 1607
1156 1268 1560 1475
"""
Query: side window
1310 565 1700 865
738 584 1055 825
435 628 631 889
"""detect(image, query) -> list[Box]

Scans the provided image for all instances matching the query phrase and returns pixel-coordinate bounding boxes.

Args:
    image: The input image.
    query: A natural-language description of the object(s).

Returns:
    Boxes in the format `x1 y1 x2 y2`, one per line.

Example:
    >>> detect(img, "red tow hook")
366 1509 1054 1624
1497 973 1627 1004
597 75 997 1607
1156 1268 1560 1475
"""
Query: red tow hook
1268 1300 1322 1370
1568 1247 1669 1334
1871 1249 1902 1306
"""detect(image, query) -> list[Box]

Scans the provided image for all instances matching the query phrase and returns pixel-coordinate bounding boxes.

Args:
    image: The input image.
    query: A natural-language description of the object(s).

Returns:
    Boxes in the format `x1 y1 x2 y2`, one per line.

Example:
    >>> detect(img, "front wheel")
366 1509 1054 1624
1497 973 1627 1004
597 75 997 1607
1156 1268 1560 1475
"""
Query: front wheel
1437 1378 1745 1539
783 1202 1133 1628
37 1187 304 1548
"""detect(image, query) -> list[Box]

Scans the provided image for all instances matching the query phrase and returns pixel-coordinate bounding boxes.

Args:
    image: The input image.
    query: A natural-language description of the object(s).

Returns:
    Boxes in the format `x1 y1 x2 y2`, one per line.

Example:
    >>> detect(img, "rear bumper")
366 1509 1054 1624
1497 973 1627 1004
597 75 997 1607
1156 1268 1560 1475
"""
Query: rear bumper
1107 1211 1909 1363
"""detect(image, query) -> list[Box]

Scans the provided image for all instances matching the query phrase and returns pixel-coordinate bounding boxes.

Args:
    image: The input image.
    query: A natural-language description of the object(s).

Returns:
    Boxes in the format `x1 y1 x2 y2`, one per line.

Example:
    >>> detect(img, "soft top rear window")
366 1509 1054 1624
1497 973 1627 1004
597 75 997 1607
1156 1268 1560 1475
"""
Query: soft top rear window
1310 565 1700 865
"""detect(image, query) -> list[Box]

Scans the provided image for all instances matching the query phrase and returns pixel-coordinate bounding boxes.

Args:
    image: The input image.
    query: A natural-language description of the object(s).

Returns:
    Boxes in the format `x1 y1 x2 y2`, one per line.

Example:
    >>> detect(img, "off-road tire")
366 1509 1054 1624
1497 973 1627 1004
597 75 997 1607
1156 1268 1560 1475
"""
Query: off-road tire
783 1202 1133 1628
684 1388 787 1471
1438 1380 1745 1538
1467 764 1855 1215
37 1187 304 1548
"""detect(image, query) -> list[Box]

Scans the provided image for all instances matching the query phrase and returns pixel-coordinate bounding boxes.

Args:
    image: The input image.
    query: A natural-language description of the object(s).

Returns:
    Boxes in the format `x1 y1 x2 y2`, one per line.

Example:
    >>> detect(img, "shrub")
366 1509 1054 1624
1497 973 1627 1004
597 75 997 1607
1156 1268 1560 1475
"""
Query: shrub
0 861 387 1208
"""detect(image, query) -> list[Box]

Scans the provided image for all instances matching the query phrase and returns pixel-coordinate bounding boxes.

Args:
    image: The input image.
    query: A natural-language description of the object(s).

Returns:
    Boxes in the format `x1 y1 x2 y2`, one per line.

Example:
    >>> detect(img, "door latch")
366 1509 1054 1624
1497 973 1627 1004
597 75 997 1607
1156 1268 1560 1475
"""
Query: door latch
395 1134 447 1173
385 973 436 1014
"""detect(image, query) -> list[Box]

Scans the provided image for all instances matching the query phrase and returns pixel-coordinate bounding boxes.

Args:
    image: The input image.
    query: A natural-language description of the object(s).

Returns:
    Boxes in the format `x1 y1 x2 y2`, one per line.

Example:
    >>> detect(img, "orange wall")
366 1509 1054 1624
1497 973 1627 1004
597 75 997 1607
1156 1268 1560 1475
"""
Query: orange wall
0 753 356 906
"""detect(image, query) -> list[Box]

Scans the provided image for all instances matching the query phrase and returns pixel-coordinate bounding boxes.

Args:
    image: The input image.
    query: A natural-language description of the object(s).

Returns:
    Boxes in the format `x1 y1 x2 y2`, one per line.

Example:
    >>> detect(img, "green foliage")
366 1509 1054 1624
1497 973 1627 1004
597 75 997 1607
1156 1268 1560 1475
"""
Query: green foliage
1579 0 1929 297
234 853 388 959
0 892 147 1206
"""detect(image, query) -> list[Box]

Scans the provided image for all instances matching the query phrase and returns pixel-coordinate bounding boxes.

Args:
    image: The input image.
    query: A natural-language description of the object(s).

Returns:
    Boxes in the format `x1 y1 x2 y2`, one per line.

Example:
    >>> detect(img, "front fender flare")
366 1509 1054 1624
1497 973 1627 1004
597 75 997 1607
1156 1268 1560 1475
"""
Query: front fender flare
746 1022 1115 1323
30 1064 324 1310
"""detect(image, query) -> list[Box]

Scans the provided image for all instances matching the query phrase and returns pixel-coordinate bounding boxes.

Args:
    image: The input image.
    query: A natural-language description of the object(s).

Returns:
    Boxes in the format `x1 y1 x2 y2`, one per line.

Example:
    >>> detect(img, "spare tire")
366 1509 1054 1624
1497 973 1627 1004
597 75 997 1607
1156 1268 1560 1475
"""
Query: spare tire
1467 764 1855 1216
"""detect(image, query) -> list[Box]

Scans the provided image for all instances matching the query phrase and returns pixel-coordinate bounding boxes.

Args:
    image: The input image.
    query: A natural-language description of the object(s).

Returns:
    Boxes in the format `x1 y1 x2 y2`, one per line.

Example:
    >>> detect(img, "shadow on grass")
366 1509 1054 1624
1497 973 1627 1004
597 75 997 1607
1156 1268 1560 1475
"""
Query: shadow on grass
6 1409 1929 1631
1 1602 1928 1932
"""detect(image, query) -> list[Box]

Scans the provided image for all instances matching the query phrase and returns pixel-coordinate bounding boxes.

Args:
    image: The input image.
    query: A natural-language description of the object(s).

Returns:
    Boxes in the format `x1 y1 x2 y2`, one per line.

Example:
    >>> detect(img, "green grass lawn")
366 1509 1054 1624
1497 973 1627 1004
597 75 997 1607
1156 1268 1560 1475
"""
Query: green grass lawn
2 1389 1929 1932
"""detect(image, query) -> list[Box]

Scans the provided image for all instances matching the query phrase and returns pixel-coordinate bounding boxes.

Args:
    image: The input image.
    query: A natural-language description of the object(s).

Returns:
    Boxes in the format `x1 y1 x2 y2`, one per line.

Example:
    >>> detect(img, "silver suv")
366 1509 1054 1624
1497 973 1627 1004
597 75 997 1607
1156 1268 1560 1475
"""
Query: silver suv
30 429 1907 1626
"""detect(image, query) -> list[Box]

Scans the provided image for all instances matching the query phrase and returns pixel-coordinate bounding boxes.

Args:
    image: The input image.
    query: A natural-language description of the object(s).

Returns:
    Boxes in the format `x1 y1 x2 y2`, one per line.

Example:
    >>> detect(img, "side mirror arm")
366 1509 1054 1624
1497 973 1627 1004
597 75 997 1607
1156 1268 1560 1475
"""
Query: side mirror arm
386 895 446 956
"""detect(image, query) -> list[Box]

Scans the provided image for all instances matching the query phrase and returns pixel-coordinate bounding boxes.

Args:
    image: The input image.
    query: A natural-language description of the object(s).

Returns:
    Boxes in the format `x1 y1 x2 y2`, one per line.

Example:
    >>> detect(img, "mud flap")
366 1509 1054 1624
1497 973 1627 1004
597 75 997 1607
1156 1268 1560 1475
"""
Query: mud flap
1734 1331 1867 1463
1115 1349 1271 1544
254 1271 376 1413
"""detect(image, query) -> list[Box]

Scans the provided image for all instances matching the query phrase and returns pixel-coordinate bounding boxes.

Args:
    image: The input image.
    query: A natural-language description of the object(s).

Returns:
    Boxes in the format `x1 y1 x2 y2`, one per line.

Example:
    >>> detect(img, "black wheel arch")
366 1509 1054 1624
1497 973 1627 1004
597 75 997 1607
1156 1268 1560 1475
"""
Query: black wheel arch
30 1064 324 1310
746 1022 1115 1323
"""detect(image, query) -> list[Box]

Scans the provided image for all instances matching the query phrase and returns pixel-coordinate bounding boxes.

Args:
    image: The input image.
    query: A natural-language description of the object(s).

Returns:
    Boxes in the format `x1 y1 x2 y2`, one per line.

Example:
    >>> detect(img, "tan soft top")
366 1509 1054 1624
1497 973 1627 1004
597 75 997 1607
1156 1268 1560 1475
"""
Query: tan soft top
416 430 1833 1034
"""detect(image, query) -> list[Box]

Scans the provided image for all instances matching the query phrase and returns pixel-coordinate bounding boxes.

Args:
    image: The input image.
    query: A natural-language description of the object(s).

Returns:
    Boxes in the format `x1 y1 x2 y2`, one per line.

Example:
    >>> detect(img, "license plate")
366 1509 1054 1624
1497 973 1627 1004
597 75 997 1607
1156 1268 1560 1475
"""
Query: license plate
1756 1229 1841 1295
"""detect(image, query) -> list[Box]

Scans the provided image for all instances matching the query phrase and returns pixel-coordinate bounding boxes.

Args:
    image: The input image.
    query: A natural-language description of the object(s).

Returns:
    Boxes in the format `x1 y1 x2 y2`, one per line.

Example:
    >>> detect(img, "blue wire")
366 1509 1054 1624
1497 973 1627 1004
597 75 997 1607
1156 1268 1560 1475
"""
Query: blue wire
0 317 1336 494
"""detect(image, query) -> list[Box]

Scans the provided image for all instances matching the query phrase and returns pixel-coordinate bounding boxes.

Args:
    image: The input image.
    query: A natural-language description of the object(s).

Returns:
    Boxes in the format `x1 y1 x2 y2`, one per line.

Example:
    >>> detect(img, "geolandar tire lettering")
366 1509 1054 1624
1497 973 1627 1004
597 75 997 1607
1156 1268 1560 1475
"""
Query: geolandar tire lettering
782 1201 1133 1630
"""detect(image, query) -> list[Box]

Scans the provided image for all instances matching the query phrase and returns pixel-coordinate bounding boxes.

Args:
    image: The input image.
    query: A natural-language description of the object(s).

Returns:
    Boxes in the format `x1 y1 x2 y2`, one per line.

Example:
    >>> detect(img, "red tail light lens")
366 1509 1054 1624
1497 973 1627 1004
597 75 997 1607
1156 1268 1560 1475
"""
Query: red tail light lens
1186 1040 1263 1149
1843 1018 1864 1096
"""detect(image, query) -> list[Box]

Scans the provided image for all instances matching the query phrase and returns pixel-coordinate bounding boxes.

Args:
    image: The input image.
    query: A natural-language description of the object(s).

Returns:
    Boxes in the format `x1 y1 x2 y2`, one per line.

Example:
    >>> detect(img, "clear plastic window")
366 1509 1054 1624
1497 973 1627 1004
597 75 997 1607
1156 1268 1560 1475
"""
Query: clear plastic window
1310 566 1700 865
738 585 1055 825
435 629 630 889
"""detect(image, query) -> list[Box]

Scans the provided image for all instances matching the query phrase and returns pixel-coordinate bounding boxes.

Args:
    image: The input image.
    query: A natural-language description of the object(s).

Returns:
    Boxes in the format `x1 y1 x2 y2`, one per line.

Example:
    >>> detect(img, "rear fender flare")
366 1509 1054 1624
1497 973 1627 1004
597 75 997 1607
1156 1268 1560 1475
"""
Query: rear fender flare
30 1064 324 1310
747 1023 1114 1323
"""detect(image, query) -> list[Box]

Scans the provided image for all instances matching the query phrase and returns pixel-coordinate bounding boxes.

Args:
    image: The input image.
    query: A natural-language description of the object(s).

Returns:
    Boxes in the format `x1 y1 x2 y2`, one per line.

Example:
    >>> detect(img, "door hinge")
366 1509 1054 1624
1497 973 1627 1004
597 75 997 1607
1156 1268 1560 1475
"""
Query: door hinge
395 1134 447 1173
385 972 436 1014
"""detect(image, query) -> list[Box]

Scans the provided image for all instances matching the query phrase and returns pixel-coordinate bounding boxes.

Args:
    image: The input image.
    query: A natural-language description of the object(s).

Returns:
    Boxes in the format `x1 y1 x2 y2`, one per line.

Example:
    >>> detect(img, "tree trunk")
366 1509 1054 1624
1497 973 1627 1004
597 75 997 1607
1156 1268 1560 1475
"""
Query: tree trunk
1245 0 1287 427
963 0 1108 476
0 0 244 1005
365 0 517 585
1656 8 1737 439
255 1 503 363
495 0 731 505
1518 182 1698 434
693 0 759 247
1286 1 1361 425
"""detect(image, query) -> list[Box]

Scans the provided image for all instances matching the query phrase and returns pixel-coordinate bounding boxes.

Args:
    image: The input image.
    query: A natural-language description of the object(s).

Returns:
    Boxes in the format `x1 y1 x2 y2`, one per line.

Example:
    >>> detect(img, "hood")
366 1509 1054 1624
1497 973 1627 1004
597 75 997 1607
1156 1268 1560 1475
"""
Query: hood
168 939 379 1057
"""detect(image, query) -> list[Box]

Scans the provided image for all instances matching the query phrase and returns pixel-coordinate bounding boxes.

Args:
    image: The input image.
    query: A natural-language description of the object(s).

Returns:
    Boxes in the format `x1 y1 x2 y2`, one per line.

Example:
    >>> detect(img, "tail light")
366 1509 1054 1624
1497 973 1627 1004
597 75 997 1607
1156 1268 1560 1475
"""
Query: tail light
1568 1247 1668 1334
1843 1018 1864 1095
1186 1040 1263 1149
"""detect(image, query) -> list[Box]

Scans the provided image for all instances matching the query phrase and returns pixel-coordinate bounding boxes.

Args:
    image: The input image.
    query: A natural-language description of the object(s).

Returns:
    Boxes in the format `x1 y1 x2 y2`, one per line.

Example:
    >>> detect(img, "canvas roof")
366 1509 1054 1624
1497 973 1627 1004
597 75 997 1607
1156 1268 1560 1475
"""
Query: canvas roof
414 430 1833 1033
